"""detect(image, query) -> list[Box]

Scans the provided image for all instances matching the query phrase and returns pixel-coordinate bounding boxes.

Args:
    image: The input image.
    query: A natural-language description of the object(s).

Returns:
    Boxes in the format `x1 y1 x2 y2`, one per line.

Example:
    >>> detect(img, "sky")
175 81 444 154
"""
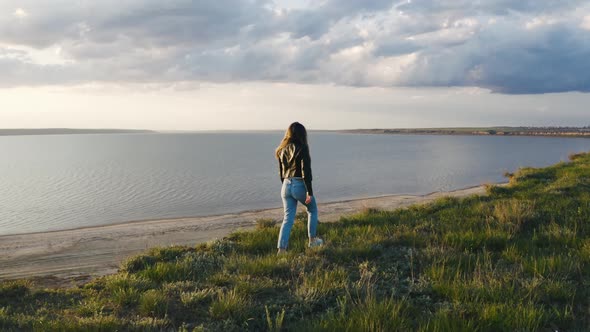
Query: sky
0 0 589 130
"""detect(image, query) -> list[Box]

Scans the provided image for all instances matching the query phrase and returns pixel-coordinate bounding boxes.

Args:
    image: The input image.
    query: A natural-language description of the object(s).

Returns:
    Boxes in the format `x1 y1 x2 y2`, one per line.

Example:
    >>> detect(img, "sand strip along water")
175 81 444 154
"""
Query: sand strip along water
0 185 493 287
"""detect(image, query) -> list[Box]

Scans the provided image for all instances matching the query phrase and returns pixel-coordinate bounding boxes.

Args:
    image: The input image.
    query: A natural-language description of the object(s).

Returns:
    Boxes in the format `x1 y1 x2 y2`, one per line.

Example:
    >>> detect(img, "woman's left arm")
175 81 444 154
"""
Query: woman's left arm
278 157 284 183
301 145 313 197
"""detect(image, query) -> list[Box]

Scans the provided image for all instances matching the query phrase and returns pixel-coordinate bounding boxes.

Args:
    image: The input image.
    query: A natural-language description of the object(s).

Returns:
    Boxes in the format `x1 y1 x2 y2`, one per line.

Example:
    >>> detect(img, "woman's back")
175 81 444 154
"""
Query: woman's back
278 141 313 196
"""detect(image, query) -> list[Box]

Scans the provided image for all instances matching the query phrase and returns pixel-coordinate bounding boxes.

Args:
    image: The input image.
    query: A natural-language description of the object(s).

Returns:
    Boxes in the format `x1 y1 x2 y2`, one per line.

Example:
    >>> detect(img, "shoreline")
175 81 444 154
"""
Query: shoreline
0 184 489 238
0 184 500 287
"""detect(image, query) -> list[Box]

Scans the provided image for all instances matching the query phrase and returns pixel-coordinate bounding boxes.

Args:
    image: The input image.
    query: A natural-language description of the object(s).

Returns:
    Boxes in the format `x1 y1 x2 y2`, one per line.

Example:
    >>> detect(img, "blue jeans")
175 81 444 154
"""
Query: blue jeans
277 177 318 249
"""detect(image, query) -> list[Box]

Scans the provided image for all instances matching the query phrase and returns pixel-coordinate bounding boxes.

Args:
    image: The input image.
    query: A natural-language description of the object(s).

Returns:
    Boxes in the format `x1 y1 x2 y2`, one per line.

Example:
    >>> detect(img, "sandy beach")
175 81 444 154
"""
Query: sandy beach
0 185 490 287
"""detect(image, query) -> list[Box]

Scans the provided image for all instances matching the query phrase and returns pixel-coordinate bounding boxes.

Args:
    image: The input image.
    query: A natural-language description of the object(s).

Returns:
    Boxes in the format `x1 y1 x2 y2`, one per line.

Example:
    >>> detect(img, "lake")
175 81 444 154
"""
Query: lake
1 132 589 235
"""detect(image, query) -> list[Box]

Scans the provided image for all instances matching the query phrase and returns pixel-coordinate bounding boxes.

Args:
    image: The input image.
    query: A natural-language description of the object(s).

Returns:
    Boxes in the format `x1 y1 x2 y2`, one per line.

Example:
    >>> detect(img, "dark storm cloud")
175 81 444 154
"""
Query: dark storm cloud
472 25 590 94
398 21 590 94
0 0 589 93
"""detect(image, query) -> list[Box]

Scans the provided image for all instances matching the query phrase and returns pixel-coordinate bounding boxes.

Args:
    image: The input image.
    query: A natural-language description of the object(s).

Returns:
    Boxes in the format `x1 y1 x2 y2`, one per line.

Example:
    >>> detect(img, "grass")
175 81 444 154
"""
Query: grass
2 152 590 331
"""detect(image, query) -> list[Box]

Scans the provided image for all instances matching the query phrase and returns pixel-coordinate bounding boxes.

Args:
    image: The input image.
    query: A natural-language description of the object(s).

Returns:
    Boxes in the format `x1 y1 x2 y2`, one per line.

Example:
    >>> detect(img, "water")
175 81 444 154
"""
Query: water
1 132 589 236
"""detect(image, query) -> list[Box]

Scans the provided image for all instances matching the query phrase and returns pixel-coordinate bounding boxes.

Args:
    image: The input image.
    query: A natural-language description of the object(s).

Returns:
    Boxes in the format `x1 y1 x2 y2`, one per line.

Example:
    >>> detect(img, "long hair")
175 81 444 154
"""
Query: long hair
275 122 308 159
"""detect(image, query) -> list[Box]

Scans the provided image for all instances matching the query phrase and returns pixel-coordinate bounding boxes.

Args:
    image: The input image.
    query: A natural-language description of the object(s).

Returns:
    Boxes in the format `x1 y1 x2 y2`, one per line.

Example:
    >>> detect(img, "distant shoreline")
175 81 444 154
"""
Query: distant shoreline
3 127 590 137
334 127 590 138
0 128 157 136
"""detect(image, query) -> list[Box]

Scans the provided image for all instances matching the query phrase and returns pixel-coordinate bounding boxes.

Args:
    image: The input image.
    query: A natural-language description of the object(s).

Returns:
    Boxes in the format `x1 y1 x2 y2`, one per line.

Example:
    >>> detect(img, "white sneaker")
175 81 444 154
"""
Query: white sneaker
309 237 324 248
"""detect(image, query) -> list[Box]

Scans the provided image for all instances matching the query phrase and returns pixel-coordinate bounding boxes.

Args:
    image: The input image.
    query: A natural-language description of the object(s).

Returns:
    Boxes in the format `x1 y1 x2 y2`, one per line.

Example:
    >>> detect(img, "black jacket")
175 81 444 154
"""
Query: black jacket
277 142 314 196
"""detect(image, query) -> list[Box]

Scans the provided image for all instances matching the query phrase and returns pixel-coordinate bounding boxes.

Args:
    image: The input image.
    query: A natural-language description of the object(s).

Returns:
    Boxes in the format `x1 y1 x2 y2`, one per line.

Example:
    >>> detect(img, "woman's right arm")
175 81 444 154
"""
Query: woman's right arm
301 145 313 196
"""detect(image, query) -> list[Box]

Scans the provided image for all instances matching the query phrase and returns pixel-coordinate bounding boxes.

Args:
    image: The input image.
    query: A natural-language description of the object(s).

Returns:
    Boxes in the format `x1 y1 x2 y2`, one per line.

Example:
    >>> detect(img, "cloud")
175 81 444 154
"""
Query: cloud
0 0 588 93
397 20 590 94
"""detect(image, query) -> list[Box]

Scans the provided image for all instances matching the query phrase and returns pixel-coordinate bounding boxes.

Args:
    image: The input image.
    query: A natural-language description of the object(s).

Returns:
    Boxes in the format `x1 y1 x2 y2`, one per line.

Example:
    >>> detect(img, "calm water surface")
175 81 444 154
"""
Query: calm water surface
1 132 590 235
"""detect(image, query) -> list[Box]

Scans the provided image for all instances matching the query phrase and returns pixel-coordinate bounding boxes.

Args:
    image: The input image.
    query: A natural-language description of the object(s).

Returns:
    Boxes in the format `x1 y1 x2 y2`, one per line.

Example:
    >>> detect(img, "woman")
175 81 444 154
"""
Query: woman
275 122 323 254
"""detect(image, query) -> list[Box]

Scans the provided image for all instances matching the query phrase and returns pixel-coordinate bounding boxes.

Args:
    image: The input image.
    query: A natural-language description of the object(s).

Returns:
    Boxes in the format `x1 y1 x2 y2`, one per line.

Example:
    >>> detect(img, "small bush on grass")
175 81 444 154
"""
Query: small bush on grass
265 305 285 332
138 251 221 283
76 297 107 317
477 301 549 331
225 255 291 278
180 289 215 308
147 246 190 262
255 218 277 229
418 308 477 332
209 289 251 322
120 254 157 273
229 228 280 255
138 289 169 317
493 198 536 234
104 273 154 291
111 287 142 308
0 280 30 305
301 295 412 331
295 266 348 304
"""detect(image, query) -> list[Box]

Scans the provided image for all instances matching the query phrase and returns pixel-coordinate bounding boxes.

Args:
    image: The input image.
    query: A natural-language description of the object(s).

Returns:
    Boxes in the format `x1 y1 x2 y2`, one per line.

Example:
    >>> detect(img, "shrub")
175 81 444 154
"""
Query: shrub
111 287 142 307
493 199 536 233
76 298 106 317
180 289 215 308
568 152 585 161
147 246 189 262
139 251 221 283
256 218 277 229
209 289 250 322
104 273 154 308
359 206 382 215
0 280 30 305
295 266 348 303
207 239 237 255
138 289 169 317
225 255 290 278
302 296 411 331
120 254 157 273
265 305 285 332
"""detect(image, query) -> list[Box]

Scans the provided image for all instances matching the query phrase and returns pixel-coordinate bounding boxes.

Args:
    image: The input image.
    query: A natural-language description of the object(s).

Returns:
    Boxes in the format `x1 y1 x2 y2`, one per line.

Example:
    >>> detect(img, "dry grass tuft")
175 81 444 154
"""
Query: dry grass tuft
493 199 536 233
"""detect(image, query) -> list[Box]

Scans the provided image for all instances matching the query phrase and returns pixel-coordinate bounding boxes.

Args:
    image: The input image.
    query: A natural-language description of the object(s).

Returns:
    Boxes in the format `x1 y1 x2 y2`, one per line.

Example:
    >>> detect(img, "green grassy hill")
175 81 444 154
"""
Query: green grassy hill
2 153 590 331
